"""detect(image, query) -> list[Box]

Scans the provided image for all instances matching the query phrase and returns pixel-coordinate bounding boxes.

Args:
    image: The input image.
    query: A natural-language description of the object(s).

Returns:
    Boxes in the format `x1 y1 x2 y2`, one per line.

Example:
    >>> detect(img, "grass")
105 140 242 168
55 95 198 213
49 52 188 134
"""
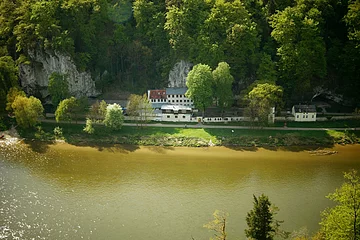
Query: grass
274 119 360 128
17 121 360 148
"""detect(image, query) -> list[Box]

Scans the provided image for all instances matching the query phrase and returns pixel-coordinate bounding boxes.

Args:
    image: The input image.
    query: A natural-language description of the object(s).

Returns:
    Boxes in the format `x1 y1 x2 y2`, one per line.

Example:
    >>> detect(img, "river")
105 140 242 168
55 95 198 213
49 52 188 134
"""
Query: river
1 141 360 239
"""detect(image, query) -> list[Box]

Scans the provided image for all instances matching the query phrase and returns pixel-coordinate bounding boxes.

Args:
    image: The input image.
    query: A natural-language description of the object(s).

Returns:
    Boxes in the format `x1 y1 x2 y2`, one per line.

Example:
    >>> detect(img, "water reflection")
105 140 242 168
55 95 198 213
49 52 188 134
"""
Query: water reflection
1 142 360 239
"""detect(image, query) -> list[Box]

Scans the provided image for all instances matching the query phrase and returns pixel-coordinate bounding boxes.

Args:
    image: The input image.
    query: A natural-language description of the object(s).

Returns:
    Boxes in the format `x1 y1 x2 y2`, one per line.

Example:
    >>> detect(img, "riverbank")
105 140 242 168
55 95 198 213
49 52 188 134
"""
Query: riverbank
15 122 360 148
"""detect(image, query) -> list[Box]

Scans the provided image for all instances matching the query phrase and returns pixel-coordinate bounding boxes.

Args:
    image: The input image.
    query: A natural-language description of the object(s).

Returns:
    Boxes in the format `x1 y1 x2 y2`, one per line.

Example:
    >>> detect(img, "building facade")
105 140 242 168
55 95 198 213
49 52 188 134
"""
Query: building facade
161 105 192 122
165 88 194 107
292 105 317 122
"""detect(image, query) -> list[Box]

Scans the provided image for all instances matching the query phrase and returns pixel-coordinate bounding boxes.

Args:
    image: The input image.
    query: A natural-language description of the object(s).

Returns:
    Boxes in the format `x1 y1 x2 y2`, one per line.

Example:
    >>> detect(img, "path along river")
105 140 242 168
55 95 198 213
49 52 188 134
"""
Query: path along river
1 141 360 239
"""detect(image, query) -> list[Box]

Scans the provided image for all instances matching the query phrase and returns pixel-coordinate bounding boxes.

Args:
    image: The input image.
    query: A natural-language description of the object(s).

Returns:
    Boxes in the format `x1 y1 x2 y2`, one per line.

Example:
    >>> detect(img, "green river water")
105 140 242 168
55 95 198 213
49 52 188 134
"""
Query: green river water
1 141 360 239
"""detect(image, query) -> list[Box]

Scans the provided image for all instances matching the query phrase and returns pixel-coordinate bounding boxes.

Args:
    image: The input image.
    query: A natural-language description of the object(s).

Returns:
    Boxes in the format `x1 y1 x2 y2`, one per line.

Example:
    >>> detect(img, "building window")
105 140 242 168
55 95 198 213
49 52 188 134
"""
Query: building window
172 100 174 102
175 115 178 118
167 115 170 118
176 100 178 102
183 116 186 118
297 115 299 118
180 100 182 102
312 115 314 118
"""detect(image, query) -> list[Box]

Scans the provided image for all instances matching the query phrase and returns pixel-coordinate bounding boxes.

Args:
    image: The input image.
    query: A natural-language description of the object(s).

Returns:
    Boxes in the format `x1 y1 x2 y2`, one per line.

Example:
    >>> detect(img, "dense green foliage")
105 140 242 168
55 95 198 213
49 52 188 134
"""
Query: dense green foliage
6 87 26 112
246 83 283 124
245 194 276 240
320 170 360 239
12 95 44 128
0 0 359 108
186 64 214 115
212 62 234 112
55 97 79 123
48 72 70 107
104 103 124 130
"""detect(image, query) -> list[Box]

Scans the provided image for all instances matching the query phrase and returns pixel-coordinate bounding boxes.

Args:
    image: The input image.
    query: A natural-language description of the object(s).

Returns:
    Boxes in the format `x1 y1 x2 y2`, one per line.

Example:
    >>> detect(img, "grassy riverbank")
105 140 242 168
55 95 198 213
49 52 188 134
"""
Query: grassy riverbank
17 122 360 148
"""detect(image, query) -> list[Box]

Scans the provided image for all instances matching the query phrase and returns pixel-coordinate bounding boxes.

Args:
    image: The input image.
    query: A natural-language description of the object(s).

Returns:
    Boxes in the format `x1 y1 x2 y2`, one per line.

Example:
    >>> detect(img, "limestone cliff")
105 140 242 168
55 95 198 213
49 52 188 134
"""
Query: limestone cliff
168 60 192 88
19 50 99 101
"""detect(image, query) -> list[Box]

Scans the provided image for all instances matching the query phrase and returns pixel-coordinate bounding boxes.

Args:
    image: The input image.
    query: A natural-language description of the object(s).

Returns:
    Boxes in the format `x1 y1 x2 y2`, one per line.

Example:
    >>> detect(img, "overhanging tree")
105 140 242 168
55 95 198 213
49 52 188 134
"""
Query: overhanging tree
320 170 360 240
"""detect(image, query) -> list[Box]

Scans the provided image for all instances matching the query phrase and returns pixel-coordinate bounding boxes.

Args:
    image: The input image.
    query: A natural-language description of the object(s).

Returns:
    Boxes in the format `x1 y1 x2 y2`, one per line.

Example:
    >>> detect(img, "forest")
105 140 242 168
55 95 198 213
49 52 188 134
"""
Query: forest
0 0 359 112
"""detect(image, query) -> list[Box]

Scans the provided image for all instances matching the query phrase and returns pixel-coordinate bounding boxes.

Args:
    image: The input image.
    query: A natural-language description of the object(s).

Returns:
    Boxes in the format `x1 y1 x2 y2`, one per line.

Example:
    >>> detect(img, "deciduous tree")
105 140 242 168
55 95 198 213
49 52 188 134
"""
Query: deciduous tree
127 94 153 127
55 97 79 123
104 103 124 130
12 96 44 128
245 83 283 124
0 55 18 112
320 170 360 240
88 100 107 121
212 62 234 115
48 72 70 107
186 64 214 117
270 2 326 100
203 210 228 240
6 87 26 112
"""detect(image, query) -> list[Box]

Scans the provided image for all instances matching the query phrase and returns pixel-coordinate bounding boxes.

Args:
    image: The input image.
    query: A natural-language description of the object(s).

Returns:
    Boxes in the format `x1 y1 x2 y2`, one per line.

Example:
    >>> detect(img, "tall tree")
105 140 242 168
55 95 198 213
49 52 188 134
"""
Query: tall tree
245 194 276 240
271 1 326 100
245 83 283 124
320 170 360 240
127 94 153 127
48 72 70 107
12 95 44 128
185 64 214 117
212 62 234 114
345 0 360 45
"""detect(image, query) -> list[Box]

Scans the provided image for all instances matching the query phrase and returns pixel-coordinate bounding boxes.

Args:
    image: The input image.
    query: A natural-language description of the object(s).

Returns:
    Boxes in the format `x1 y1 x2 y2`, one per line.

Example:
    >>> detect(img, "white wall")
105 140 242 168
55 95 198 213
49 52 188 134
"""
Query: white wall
162 113 191 122
167 94 193 107
294 113 316 122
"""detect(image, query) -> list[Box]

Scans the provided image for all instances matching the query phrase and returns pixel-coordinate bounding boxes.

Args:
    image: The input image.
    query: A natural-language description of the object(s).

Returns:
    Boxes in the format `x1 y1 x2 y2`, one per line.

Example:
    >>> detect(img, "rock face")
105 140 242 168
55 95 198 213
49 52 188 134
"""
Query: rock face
19 50 99 100
168 60 192 88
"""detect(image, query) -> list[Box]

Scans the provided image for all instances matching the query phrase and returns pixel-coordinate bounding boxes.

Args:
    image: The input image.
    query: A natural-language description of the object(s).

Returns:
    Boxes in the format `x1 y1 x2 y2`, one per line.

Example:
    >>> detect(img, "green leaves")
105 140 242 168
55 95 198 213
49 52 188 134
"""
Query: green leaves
104 103 124 130
48 72 70 107
185 64 214 114
55 97 79 123
320 170 360 240
245 194 276 240
12 95 44 128
270 2 326 99
213 62 234 110
246 83 283 124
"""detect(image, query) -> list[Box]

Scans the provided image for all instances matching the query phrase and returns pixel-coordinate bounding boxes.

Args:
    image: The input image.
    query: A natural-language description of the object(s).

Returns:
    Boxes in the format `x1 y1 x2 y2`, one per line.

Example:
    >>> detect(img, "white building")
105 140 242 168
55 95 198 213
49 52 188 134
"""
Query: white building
161 105 192 122
165 88 194 108
292 105 317 122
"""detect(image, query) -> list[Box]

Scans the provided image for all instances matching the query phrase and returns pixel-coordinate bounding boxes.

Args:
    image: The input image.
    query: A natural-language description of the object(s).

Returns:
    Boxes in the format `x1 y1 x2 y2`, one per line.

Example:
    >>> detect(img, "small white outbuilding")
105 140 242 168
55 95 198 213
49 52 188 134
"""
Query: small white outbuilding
292 105 317 122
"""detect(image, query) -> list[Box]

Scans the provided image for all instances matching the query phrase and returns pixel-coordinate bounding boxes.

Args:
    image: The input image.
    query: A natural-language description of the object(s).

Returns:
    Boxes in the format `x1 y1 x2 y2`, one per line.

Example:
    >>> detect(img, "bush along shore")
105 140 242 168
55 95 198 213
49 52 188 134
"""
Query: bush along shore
15 122 360 148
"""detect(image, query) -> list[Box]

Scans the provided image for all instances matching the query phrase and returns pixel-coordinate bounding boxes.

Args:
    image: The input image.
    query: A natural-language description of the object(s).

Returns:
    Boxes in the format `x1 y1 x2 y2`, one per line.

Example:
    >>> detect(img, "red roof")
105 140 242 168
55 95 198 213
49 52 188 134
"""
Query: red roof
149 90 166 99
